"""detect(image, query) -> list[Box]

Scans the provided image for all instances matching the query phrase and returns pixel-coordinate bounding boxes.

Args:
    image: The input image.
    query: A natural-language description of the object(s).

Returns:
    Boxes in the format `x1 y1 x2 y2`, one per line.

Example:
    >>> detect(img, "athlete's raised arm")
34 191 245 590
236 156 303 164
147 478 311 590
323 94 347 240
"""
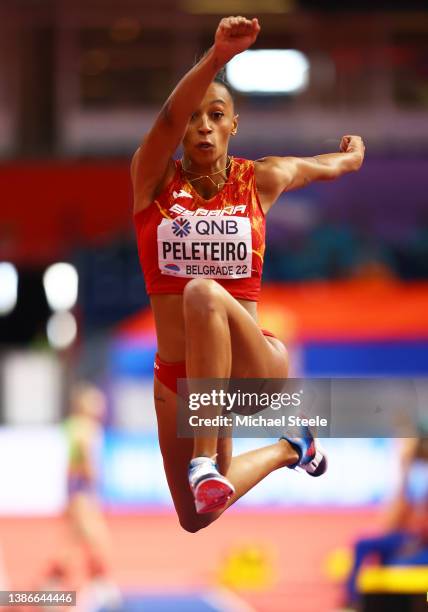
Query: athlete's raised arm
131 16 260 213
255 135 365 213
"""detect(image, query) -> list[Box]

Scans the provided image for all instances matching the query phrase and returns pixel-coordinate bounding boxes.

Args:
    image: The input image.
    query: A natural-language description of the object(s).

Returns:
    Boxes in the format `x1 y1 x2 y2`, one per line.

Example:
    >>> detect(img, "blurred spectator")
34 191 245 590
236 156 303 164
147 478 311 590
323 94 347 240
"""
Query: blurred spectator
343 436 428 609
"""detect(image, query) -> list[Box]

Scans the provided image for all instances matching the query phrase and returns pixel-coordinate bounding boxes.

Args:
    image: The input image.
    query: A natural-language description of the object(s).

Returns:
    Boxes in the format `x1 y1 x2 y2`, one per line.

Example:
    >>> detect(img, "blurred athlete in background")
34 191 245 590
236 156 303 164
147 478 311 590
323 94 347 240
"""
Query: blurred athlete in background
43 383 121 610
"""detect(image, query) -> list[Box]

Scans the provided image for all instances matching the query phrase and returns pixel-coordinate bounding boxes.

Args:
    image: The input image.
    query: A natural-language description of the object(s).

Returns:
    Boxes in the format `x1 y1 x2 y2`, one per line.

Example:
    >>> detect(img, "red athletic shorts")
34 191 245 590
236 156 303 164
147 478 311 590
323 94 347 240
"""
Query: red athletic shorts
154 329 277 394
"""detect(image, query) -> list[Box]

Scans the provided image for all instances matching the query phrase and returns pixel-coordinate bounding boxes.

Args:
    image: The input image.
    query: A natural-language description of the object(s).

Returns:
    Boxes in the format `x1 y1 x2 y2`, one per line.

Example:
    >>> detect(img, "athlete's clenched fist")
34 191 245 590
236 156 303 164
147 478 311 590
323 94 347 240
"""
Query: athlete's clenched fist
214 16 260 64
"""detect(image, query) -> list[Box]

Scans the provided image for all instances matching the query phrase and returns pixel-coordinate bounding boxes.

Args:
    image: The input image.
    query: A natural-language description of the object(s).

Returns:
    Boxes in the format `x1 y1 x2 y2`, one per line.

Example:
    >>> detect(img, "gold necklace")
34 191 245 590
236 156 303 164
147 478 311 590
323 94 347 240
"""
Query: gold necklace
181 156 233 190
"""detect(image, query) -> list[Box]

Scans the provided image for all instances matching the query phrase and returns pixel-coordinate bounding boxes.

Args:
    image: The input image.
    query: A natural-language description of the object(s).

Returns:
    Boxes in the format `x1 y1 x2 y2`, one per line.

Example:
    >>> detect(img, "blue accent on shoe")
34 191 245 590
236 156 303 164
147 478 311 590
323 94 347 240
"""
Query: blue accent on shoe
281 426 328 477
188 457 224 489
280 425 314 469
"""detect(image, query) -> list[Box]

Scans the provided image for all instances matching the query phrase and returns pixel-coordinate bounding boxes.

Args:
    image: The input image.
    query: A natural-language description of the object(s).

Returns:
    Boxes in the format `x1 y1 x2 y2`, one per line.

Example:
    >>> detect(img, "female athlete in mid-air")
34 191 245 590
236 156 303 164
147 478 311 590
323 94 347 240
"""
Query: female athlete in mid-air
132 16 364 532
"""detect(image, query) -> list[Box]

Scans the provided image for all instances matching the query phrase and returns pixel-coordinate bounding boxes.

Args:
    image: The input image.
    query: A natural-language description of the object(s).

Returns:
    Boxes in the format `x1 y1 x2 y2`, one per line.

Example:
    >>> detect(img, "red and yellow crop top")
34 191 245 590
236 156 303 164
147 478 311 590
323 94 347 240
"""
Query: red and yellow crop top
133 157 266 302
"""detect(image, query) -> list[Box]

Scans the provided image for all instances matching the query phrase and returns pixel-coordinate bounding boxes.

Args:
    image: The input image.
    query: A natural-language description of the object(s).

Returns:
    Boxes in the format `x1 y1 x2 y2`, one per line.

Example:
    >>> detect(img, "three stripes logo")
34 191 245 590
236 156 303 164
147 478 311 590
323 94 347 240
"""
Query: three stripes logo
172 217 191 238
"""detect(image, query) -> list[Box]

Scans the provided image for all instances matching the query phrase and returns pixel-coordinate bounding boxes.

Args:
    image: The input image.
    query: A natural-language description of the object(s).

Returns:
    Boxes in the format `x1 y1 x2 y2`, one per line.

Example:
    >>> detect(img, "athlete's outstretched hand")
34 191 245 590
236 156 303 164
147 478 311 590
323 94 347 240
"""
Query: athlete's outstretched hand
340 134 365 168
214 16 260 64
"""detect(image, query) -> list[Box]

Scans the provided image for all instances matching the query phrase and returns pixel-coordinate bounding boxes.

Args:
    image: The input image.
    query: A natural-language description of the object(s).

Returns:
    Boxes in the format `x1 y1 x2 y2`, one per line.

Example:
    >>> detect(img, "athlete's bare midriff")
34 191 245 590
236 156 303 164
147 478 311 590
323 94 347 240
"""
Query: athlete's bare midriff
151 293 258 362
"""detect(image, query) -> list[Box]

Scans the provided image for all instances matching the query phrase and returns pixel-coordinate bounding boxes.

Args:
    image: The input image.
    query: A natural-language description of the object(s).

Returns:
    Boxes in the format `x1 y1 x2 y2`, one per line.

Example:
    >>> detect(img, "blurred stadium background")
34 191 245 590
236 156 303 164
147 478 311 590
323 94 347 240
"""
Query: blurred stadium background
0 0 428 610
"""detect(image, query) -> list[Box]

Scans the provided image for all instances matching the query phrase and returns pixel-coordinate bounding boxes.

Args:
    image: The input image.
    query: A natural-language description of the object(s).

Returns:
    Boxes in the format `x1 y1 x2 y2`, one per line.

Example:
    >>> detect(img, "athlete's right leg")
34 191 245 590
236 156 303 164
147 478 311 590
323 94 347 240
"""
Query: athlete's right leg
154 377 299 532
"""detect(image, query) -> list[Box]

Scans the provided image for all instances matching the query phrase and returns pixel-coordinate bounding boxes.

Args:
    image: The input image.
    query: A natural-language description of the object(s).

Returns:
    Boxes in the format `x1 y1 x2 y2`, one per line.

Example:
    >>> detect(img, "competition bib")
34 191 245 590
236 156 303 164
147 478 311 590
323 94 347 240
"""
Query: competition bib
157 216 252 279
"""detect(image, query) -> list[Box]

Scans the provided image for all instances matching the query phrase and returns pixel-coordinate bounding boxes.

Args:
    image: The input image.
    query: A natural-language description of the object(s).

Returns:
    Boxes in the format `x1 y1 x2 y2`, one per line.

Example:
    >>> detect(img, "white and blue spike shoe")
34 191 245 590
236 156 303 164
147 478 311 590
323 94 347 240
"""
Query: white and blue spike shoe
188 457 235 514
280 426 328 477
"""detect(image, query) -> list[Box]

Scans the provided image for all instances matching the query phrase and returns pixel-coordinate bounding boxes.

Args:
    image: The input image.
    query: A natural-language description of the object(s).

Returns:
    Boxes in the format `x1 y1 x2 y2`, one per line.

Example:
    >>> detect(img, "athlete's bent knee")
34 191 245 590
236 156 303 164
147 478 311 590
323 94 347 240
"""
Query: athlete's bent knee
183 278 218 302
179 520 202 533
183 278 223 318
178 513 212 533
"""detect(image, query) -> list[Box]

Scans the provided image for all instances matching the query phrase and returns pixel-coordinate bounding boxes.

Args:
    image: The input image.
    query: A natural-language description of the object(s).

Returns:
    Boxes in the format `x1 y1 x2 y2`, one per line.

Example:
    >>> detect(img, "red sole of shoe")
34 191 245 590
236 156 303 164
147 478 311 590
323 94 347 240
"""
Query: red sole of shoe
195 479 234 514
